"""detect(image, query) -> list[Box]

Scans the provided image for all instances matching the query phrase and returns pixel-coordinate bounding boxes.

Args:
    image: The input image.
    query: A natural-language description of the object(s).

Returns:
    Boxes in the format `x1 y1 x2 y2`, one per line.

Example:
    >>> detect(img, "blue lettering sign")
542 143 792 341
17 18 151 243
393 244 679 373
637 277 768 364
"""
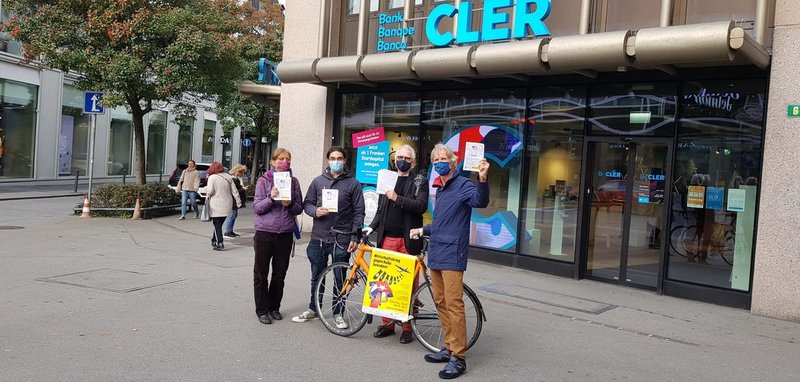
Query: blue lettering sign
599 171 623 178
706 187 724 210
640 174 666 181
426 0 551 47
376 12 417 52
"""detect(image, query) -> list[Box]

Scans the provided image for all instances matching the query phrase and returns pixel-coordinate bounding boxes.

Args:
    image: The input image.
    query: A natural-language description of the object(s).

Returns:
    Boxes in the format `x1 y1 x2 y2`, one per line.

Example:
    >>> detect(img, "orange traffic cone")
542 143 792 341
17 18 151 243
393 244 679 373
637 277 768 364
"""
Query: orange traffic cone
80 193 92 218
131 198 142 220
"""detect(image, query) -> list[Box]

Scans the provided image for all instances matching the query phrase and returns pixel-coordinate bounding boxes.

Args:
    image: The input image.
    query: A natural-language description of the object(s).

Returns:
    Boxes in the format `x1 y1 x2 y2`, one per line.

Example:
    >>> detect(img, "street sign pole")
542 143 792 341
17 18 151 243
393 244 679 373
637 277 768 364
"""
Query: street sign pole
82 91 104 206
87 113 97 203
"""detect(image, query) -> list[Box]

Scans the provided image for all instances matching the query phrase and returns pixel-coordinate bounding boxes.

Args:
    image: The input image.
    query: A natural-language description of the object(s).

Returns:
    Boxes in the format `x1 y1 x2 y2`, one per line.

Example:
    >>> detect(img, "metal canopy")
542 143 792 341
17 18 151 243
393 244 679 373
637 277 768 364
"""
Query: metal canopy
276 21 771 85
238 81 281 107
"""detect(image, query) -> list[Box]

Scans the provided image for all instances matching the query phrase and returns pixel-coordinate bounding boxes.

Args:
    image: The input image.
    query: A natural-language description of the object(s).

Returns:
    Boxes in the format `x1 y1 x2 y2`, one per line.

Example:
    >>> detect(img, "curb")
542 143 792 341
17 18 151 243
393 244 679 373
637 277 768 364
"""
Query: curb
0 193 83 202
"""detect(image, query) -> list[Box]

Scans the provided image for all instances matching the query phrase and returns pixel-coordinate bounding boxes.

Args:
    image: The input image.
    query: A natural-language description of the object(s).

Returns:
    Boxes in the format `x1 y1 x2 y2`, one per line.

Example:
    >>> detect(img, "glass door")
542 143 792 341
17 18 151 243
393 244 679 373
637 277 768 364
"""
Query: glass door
584 139 671 287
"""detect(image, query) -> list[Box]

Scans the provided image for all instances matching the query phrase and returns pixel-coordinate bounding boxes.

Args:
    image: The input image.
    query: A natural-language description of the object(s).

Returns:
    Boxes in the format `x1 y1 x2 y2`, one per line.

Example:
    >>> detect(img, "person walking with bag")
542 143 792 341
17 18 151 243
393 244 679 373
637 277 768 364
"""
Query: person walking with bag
224 164 249 238
252 149 303 325
364 144 428 344
205 161 242 251
410 143 490 380
177 160 201 220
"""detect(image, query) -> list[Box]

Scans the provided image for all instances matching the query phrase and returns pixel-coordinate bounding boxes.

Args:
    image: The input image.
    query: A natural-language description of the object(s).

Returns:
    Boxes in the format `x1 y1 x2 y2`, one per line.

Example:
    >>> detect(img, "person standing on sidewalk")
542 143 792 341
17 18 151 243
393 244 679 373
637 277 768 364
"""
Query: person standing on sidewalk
410 143 490 380
177 160 201 220
252 149 303 325
364 144 428 344
205 161 242 251
292 146 365 329
224 164 249 238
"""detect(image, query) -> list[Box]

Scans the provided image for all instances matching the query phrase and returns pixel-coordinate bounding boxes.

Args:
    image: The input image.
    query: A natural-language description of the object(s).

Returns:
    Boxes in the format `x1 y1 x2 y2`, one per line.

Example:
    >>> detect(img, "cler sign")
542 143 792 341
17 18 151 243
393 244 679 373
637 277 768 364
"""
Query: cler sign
426 0 551 47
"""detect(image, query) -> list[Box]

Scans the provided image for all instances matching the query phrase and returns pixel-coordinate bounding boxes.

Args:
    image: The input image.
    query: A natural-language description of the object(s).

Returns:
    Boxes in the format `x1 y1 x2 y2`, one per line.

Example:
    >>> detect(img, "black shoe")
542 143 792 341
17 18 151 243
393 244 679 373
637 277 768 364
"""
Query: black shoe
399 331 414 344
438 356 466 379
373 325 395 338
224 232 235 238
258 315 272 325
269 311 283 321
424 348 450 363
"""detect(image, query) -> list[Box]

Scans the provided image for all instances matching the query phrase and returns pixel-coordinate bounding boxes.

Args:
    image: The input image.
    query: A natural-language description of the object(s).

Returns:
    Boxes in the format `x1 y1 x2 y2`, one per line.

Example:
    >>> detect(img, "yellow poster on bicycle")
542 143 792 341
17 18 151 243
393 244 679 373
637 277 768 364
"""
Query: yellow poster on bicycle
362 248 416 321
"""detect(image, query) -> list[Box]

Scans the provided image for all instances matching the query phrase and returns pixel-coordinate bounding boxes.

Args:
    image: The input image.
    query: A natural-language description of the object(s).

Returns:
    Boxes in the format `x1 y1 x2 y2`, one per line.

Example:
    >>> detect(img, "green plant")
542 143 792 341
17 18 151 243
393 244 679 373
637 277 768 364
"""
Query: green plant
92 184 180 209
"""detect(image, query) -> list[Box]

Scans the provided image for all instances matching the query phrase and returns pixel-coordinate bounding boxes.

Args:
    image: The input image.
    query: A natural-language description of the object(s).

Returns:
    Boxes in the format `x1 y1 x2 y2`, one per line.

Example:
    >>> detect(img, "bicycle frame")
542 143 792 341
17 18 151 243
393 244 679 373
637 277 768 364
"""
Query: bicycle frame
339 241 429 298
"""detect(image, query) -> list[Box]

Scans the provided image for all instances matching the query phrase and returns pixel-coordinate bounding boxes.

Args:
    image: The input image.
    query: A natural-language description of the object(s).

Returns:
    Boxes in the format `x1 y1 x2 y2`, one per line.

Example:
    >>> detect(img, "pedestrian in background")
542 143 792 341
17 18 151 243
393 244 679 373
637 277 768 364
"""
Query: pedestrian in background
292 146 365 329
176 160 201 220
410 143 490 379
252 148 303 325
205 161 242 251
364 144 428 344
224 164 249 238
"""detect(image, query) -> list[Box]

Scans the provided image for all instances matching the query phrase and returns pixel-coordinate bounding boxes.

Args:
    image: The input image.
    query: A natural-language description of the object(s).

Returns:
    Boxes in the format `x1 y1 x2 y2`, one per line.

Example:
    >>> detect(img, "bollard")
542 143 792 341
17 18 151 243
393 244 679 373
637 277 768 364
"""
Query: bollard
159 170 163 184
122 173 126 184
74 171 80 193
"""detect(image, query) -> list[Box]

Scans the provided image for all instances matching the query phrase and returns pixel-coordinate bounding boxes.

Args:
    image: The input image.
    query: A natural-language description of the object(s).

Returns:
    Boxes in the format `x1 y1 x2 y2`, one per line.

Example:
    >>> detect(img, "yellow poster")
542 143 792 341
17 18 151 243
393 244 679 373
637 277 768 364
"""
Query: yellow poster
687 185 705 208
361 248 417 321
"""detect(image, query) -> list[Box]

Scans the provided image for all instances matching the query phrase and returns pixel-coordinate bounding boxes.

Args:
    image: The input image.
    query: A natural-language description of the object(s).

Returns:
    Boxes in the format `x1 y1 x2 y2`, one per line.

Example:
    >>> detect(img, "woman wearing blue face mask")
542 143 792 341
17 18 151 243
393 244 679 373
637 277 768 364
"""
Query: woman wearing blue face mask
409 143 490 379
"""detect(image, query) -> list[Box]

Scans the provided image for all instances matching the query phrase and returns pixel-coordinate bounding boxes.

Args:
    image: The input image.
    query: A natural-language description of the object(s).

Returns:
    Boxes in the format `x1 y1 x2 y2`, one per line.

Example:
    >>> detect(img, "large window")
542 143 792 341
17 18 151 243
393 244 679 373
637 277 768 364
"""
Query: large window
146 110 167 174
177 117 194 165
59 85 90 176
666 79 765 291
201 119 215 163
108 106 133 176
520 87 586 262
0 79 37 178
421 89 526 253
589 83 677 137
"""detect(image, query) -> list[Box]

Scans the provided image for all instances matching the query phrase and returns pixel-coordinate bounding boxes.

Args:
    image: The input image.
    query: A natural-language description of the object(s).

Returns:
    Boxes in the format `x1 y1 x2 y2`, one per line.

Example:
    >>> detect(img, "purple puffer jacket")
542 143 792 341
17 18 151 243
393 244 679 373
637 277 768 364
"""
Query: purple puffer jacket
253 170 303 233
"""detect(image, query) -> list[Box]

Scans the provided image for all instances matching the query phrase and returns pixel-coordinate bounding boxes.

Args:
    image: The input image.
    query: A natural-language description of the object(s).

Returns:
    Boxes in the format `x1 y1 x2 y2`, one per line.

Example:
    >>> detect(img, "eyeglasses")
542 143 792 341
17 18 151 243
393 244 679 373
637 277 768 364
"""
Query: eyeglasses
395 155 413 162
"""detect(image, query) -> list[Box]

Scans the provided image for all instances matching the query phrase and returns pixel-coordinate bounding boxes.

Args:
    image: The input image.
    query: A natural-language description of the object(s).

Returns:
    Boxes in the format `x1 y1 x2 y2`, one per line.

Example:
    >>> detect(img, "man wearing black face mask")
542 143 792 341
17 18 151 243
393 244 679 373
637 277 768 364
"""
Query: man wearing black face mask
364 144 429 344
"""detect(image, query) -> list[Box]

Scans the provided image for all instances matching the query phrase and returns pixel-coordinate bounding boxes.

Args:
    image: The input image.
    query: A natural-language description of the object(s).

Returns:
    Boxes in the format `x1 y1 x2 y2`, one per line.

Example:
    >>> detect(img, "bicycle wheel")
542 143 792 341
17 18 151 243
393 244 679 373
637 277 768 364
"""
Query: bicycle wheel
720 234 735 266
410 281 484 353
669 225 697 258
314 262 369 337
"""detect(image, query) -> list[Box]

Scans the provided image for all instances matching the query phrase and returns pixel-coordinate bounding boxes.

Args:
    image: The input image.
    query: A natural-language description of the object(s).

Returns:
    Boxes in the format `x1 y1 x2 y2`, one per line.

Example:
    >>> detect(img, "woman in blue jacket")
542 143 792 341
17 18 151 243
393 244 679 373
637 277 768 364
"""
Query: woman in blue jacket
410 143 490 380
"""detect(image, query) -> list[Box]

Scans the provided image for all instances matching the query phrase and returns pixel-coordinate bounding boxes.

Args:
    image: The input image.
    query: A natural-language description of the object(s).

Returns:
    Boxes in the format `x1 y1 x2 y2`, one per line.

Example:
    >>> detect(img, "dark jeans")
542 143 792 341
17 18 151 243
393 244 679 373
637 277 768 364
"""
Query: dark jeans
253 231 293 316
211 217 226 245
307 239 350 313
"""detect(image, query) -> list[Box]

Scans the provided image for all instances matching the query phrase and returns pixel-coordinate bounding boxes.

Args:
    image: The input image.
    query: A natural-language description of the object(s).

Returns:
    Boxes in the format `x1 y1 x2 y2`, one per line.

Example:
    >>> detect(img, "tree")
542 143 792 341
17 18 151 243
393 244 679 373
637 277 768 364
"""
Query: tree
1 0 283 184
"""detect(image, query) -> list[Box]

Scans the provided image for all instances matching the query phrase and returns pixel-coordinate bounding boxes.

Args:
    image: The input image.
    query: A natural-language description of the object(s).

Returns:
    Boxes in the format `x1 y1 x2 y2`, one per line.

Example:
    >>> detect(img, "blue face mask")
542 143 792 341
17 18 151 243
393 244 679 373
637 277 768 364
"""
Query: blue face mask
395 160 411 172
434 161 451 176
329 160 344 173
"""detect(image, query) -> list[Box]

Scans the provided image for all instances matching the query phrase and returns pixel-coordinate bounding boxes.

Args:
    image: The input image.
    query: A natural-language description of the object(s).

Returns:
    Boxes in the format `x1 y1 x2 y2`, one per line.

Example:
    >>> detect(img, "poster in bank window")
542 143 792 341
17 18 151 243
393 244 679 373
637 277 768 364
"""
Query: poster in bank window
362 248 416 321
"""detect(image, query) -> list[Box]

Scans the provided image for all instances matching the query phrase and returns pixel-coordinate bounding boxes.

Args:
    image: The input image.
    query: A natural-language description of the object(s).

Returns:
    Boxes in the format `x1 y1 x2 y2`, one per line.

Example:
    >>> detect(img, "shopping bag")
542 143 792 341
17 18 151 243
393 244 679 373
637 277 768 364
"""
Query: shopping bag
200 204 211 222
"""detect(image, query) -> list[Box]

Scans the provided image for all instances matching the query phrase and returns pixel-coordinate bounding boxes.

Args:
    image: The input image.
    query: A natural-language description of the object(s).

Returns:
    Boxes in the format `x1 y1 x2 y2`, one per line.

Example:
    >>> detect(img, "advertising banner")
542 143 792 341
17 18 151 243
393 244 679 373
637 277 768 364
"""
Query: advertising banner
687 186 705 209
355 141 389 184
352 126 385 148
706 187 724 210
362 248 416 321
59 115 74 176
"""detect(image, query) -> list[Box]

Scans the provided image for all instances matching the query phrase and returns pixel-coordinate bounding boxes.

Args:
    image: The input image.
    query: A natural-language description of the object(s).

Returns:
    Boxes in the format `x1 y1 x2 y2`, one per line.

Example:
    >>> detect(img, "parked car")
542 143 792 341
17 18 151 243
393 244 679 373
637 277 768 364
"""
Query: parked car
168 162 213 193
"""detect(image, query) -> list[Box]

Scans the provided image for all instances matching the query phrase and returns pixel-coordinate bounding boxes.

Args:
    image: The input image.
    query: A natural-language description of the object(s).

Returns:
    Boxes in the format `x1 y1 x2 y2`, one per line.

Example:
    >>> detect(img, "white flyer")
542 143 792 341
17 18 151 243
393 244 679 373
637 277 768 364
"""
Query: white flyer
322 189 339 212
462 142 484 172
727 188 746 212
376 169 399 194
274 171 292 201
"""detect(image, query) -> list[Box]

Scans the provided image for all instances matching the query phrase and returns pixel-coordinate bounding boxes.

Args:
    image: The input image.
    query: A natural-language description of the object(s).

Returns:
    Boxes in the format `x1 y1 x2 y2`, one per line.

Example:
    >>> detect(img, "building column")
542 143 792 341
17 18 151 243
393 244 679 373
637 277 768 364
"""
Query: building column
278 0 335 230
751 0 800 321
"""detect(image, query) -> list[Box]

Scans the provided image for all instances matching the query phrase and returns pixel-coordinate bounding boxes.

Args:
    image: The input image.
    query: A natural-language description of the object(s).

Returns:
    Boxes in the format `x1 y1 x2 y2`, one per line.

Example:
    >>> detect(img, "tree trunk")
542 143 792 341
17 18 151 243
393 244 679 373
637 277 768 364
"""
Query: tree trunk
129 101 147 185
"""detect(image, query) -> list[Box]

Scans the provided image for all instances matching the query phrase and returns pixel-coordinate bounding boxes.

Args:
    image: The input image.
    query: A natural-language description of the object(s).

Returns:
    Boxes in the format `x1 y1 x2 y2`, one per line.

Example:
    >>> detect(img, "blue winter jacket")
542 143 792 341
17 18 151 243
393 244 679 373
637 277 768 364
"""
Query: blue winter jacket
423 172 490 271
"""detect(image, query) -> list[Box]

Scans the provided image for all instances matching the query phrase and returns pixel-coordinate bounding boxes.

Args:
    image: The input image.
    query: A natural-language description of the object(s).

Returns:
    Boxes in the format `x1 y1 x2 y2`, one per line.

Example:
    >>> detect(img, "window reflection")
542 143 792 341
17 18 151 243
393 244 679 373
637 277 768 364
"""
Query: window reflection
589 83 677 137
0 79 37 178
59 85 90 176
146 111 167 174
201 120 215 163
108 107 133 176
177 117 194 165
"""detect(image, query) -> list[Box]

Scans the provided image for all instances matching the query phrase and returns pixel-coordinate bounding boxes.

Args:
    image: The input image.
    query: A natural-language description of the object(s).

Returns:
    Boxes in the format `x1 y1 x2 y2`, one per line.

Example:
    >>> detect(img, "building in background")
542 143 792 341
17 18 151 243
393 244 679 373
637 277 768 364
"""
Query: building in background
275 0 800 321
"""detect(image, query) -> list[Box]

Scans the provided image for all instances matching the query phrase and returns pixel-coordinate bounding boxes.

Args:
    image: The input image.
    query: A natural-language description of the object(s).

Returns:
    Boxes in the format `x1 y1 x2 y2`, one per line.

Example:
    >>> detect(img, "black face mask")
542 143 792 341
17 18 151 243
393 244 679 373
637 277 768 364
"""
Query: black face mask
396 160 411 172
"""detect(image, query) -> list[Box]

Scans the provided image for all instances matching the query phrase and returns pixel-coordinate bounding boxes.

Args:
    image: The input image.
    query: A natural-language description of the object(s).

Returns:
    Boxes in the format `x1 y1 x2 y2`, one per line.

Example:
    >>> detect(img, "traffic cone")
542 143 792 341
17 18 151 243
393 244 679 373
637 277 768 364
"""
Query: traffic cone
80 193 92 218
131 198 142 220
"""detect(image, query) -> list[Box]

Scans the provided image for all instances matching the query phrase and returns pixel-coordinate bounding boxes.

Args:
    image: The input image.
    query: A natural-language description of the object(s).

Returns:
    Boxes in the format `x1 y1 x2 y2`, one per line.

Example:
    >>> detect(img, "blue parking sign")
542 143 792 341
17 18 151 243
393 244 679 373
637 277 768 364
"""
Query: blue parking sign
83 92 105 114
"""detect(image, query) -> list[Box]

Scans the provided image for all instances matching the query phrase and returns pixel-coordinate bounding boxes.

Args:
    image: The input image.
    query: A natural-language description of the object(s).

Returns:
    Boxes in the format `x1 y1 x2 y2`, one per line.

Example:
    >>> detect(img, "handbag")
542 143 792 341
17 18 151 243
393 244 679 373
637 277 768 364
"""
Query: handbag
200 204 211 222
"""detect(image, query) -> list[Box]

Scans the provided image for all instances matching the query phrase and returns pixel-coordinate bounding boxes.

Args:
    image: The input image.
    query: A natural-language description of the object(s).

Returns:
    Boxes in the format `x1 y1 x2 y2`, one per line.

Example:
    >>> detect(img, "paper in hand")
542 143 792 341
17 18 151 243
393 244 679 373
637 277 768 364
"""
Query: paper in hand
376 169 399 194
274 171 291 201
322 189 339 213
462 142 484 172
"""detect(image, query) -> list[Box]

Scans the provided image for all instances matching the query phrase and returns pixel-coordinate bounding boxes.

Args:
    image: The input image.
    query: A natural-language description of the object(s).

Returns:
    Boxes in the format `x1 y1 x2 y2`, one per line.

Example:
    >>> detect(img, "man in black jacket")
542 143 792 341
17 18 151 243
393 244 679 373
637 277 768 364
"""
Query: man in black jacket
363 144 429 344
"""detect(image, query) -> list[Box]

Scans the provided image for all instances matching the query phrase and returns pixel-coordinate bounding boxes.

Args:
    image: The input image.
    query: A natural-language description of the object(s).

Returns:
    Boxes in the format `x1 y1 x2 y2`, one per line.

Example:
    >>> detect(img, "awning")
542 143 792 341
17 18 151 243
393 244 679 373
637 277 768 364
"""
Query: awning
276 21 770 85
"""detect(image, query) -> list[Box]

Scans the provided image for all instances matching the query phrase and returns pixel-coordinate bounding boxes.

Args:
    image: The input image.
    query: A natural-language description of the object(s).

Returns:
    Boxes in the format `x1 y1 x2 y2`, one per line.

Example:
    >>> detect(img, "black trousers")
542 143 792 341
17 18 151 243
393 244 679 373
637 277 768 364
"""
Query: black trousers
254 231 293 316
211 217 226 245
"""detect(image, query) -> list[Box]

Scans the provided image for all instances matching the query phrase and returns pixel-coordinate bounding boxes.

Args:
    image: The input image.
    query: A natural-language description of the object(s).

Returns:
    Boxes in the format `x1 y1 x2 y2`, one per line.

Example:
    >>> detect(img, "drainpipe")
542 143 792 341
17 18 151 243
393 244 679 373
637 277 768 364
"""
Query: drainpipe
755 0 768 45
579 0 591 34
660 0 672 27
317 0 330 58
356 0 370 55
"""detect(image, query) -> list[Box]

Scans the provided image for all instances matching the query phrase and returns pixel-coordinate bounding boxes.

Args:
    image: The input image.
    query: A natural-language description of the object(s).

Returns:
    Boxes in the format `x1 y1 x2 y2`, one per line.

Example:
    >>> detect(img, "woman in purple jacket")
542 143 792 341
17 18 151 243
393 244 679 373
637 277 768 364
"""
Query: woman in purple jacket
252 148 303 325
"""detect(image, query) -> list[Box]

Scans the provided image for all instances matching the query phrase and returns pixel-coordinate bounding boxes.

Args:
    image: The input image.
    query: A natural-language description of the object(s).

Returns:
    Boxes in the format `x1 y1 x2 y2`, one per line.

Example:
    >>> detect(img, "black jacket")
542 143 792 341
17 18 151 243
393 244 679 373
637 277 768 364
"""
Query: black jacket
303 168 366 244
368 171 429 255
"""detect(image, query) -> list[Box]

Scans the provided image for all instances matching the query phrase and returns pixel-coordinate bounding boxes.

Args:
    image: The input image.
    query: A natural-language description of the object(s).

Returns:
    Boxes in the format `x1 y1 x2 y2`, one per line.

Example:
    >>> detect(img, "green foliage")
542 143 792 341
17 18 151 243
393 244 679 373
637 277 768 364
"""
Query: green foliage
92 183 180 209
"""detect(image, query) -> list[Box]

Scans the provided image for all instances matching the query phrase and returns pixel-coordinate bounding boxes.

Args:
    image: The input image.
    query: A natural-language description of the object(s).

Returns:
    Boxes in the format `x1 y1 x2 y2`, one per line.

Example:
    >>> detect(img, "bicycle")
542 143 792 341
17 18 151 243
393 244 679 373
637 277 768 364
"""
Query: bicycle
313 228 486 352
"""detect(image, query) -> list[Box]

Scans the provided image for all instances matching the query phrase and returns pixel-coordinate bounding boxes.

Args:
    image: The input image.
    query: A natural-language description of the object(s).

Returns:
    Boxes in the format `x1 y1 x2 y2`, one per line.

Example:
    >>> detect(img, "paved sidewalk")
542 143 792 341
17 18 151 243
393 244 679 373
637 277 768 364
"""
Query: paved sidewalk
1 197 798 381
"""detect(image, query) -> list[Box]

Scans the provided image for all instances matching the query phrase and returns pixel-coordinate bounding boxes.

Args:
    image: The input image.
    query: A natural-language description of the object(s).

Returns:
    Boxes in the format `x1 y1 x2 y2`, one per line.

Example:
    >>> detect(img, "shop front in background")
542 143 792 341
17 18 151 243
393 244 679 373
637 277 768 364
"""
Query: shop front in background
334 77 765 306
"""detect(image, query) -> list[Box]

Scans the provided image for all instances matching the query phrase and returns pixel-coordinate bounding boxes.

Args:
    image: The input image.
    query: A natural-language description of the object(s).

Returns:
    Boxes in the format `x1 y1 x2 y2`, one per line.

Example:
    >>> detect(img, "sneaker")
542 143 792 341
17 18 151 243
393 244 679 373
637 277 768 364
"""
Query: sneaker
425 348 451 363
438 356 466 379
334 315 349 329
224 232 236 238
291 310 318 323
178 216 185 220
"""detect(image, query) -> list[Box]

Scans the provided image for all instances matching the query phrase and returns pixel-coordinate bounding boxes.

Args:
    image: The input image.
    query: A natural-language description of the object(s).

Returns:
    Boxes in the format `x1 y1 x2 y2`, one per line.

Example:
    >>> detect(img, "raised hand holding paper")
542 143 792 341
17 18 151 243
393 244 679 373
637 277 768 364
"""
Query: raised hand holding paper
376 169 399 194
322 189 339 213
274 171 291 201
463 142 484 172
